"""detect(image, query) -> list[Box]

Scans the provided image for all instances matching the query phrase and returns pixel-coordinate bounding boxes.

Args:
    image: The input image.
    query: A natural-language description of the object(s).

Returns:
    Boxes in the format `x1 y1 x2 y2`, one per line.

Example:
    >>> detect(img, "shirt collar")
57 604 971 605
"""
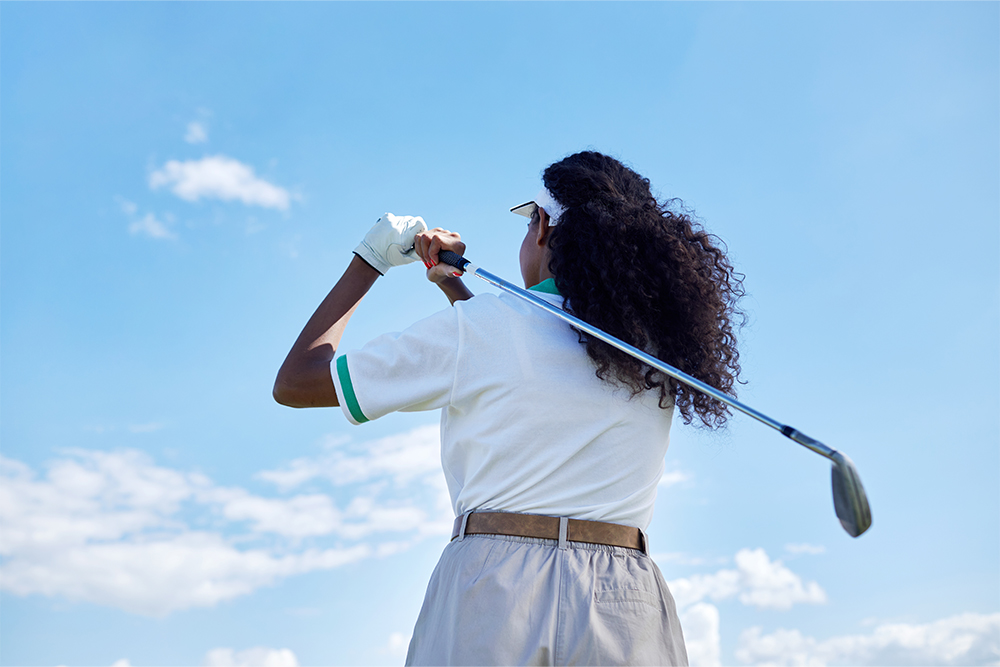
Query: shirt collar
528 278 560 295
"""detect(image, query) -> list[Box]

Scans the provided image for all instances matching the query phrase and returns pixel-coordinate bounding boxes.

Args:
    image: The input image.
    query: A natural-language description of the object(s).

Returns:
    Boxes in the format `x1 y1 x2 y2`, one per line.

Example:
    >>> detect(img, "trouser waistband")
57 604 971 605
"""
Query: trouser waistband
451 511 648 554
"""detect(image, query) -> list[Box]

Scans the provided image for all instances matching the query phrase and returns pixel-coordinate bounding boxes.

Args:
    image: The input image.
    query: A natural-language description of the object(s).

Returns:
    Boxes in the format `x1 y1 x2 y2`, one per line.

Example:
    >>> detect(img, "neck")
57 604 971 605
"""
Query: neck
538 263 554 283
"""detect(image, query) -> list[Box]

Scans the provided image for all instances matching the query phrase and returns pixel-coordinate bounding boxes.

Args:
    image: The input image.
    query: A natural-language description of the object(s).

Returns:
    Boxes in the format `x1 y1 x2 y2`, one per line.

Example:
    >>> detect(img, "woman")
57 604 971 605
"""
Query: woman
274 151 744 665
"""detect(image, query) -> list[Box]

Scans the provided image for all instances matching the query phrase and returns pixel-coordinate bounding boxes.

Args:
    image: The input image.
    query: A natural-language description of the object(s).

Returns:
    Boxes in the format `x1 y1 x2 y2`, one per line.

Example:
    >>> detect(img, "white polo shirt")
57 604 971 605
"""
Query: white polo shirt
332 280 675 530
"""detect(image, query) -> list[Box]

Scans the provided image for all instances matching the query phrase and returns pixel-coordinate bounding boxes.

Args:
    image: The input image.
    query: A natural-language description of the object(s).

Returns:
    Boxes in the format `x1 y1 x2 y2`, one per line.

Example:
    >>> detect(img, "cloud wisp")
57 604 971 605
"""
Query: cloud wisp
185 121 208 145
256 424 454 540
681 603 722 667
668 547 827 611
128 213 175 241
659 468 692 487
664 548 828 666
0 425 450 616
381 632 411 658
149 156 292 211
785 543 826 556
735 612 1000 666
117 197 175 241
663 551 998 666
203 646 300 667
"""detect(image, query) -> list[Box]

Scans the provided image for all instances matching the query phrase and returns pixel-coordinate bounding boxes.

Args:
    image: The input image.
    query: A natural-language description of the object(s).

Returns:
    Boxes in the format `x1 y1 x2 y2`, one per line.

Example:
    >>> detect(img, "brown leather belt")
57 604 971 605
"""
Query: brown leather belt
451 511 646 552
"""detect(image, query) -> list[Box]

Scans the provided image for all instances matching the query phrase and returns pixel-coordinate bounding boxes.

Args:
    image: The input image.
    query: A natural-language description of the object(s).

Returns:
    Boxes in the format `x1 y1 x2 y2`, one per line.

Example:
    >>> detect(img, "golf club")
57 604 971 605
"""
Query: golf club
438 250 873 538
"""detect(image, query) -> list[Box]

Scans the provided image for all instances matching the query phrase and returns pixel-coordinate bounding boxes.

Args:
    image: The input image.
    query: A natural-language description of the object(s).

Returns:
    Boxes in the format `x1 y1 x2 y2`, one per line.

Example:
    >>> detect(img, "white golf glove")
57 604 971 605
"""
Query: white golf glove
354 213 428 275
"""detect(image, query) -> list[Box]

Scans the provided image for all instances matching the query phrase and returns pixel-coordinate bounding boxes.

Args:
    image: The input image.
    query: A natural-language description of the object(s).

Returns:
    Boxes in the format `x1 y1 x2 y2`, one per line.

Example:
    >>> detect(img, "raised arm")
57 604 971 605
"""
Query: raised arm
273 255 379 408
274 213 427 408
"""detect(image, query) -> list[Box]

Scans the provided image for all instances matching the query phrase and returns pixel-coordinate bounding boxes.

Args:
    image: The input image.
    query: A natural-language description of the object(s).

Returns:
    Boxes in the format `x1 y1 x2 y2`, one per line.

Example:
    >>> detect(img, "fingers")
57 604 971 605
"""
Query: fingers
418 236 436 270
414 228 465 271
415 233 432 269
428 236 443 266
425 262 463 284
413 233 427 263
414 232 432 266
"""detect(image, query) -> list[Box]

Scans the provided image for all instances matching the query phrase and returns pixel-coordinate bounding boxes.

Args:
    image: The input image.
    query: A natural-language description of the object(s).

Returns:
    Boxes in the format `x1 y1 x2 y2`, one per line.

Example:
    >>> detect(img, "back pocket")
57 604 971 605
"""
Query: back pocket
594 587 662 611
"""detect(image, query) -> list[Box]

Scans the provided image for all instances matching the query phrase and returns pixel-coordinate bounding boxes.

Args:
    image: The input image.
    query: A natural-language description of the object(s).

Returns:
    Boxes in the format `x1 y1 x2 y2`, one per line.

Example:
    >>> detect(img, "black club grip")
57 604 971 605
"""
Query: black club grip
438 250 472 272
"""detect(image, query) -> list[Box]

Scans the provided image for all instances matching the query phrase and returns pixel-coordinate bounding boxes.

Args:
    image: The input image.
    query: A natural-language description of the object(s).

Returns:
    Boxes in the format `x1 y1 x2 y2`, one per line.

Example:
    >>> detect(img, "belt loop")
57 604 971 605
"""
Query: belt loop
457 511 471 542
558 517 568 550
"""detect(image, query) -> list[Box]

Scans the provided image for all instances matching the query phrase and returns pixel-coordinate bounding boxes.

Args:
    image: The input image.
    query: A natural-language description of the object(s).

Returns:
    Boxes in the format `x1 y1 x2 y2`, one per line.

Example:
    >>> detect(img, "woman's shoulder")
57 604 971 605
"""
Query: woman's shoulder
451 292 510 328
449 292 574 353
456 290 564 321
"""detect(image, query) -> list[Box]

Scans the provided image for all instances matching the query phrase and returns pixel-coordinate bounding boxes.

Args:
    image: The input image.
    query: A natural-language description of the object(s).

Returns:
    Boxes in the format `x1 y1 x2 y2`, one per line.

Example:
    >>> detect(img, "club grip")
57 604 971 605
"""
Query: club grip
438 250 472 272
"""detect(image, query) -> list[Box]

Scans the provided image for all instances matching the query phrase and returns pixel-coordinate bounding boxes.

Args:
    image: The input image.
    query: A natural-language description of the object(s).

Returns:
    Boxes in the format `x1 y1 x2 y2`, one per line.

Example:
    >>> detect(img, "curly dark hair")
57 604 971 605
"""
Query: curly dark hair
543 151 746 428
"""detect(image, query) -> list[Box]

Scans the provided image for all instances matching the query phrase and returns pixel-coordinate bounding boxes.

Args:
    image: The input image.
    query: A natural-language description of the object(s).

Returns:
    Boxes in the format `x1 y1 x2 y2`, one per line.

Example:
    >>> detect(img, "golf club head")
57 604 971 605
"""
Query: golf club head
830 452 872 537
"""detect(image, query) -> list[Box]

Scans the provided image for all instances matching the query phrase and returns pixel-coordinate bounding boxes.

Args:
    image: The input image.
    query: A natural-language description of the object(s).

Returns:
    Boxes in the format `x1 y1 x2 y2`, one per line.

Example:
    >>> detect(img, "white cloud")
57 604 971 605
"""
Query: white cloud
0 449 371 615
0 449 194 556
149 155 291 210
204 487 341 538
659 468 692 487
116 196 138 215
128 422 165 434
256 424 453 539
1 530 368 616
668 548 827 611
785 543 826 556
129 213 175 240
0 424 451 616
735 612 1000 666
185 121 208 144
383 632 411 657
258 425 442 489
656 548 828 666
682 603 722 667
203 647 299 667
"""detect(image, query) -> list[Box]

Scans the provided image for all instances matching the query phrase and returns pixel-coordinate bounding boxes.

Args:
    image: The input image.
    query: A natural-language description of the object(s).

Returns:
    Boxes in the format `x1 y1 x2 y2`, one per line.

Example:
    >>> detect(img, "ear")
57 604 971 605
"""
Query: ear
536 208 553 247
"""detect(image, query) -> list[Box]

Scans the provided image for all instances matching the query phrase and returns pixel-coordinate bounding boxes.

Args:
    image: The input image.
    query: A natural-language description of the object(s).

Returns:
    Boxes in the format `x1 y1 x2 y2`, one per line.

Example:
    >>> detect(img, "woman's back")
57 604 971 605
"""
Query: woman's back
335 284 675 530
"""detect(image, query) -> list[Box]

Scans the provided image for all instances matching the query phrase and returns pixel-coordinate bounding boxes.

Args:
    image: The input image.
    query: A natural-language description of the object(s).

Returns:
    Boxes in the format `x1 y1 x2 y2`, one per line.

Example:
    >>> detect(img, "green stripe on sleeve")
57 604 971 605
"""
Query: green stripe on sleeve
336 355 369 424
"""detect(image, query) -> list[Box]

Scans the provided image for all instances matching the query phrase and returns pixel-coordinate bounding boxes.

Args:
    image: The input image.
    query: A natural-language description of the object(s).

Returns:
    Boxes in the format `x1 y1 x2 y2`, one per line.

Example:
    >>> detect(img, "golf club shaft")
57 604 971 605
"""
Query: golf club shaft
438 250 839 463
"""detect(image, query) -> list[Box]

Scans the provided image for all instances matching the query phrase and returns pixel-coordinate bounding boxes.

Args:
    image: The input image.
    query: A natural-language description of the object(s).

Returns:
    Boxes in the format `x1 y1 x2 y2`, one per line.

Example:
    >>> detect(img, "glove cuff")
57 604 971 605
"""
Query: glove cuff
353 244 389 275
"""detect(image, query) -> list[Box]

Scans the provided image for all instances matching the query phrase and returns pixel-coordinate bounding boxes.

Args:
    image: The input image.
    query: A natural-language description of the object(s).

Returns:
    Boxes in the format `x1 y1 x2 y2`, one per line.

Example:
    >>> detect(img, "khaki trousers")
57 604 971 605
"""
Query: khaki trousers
405 518 688 666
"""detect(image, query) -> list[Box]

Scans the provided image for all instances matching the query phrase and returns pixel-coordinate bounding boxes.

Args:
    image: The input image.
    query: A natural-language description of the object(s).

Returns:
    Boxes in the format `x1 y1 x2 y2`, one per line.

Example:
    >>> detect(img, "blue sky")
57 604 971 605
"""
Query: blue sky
1 2 998 666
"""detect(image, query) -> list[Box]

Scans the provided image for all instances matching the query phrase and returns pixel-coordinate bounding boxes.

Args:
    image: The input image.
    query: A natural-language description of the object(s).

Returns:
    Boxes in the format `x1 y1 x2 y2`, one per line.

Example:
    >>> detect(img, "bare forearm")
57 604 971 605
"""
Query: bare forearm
437 276 474 305
274 255 380 408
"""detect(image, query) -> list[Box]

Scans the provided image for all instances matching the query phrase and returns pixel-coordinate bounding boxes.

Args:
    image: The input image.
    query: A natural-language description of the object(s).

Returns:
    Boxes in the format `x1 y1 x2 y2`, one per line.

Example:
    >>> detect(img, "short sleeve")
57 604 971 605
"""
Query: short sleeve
332 305 460 425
